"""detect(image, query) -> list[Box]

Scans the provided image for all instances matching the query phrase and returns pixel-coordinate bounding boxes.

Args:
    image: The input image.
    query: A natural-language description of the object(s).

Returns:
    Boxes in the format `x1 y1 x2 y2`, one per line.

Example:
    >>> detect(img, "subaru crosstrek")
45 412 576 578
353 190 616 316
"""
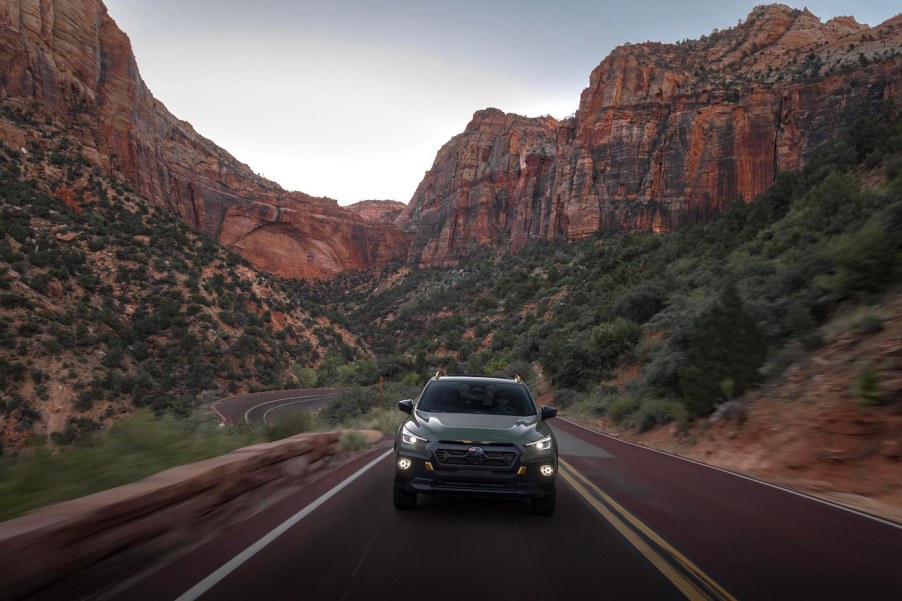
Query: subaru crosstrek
393 374 558 515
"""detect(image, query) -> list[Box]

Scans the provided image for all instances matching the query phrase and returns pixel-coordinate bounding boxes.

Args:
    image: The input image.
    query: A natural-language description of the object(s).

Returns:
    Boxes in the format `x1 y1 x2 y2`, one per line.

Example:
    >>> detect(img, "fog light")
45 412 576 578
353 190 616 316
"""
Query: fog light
398 458 412 470
540 465 554 477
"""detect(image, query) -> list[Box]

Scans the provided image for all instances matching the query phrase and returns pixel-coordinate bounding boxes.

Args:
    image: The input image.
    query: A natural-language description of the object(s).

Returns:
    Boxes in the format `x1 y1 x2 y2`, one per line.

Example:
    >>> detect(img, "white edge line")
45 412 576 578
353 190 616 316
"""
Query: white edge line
243 393 341 425
210 389 341 425
558 417 902 530
261 395 340 425
175 449 392 601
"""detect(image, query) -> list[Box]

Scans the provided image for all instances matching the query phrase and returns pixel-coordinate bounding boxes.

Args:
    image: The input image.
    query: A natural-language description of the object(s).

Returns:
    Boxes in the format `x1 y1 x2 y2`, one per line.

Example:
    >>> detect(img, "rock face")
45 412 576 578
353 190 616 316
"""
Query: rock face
397 5 902 265
2 2 899 273
346 199 407 224
0 0 408 278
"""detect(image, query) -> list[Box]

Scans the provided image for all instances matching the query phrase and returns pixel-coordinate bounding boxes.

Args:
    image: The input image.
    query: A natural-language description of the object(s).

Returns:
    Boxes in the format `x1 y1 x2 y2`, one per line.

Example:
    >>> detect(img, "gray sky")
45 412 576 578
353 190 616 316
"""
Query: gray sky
104 1 900 205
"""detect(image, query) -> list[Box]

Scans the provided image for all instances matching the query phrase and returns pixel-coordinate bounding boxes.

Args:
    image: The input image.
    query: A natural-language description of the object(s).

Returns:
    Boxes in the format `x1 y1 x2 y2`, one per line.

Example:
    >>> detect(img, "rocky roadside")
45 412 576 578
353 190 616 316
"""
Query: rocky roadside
564 393 901 525
0 429 387 600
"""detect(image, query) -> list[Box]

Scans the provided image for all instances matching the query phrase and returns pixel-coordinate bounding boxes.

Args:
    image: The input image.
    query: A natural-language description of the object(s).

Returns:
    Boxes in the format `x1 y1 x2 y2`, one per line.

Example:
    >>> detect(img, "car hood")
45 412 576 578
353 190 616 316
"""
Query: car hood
411 411 545 444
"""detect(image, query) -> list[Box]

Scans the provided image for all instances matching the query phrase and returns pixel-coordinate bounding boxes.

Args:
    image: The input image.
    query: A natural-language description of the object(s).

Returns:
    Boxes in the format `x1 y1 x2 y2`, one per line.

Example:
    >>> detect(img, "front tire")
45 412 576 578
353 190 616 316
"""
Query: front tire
393 485 417 510
530 490 556 516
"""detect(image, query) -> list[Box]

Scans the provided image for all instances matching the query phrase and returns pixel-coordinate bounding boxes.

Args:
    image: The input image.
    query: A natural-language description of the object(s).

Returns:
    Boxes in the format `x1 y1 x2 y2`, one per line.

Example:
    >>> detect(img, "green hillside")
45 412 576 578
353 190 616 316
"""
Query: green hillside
305 108 902 429
0 135 355 452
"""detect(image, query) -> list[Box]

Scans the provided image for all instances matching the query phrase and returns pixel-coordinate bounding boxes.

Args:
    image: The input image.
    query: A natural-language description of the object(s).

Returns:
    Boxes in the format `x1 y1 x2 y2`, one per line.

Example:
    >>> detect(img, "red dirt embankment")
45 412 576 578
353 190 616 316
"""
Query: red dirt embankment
576 297 902 524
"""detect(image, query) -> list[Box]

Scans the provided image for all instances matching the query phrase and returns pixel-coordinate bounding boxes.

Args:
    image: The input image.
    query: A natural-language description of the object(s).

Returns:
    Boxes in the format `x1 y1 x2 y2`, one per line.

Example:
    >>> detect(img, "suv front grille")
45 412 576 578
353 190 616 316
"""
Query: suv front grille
434 447 517 468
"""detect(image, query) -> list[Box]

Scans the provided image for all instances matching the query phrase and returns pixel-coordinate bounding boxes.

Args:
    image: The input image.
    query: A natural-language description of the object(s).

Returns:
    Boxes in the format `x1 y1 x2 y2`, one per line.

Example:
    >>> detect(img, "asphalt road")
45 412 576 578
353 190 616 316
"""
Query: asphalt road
211 388 343 426
105 392 901 600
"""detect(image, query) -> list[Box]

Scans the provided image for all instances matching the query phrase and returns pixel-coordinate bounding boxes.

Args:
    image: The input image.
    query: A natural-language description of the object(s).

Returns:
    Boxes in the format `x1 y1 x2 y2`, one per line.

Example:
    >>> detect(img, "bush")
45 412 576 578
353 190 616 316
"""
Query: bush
291 365 319 388
320 388 376 425
604 394 641 423
591 318 641 364
852 363 886 406
0 293 30 309
678 283 767 416
628 398 689 433
760 341 806 382
821 215 902 301
553 388 579 409
822 306 887 343
340 431 369 451
0 412 262 521
266 409 316 440
612 280 670 323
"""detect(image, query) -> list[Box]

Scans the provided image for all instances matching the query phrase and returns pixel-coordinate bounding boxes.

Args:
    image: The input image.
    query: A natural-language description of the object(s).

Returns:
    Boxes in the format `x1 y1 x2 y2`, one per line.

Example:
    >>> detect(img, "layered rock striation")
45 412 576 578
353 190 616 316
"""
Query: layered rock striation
1 2 898 273
397 5 902 265
0 0 408 278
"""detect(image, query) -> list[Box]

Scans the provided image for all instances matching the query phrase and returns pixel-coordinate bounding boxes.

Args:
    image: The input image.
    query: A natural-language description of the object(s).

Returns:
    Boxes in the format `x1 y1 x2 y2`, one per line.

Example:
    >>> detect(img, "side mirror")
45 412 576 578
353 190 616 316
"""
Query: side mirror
398 399 413 414
541 406 557 420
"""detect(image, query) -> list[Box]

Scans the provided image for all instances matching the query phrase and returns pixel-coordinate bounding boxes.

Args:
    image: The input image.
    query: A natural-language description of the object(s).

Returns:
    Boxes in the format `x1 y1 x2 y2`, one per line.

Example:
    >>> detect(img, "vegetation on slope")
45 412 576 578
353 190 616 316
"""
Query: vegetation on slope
306 108 902 430
0 129 356 453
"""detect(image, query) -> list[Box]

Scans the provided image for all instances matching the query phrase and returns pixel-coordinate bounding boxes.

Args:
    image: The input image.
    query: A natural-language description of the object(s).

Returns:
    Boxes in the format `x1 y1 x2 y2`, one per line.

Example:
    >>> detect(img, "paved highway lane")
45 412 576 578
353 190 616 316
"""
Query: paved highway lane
118 447 683 601
211 389 343 425
106 405 901 601
551 418 902 600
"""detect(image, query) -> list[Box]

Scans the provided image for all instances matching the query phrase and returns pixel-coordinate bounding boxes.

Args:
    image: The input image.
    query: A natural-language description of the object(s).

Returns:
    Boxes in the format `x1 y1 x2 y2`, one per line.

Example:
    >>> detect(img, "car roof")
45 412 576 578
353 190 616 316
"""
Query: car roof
430 375 526 386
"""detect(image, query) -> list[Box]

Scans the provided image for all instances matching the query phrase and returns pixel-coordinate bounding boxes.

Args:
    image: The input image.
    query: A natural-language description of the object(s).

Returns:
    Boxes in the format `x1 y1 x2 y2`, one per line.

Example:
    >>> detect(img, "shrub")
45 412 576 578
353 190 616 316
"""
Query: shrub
265 409 316 440
320 388 376 425
760 341 806 382
591 318 641 364
0 412 263 520
612 280 670 323
340 431 369 451
497 360 534 383
17 321 42 337
822 307 887 342
821 215 901 301
553 388 579 409
628 398 690 433
678 283 767 416
604 394 641 423
0 293 30 309
852 363 886 406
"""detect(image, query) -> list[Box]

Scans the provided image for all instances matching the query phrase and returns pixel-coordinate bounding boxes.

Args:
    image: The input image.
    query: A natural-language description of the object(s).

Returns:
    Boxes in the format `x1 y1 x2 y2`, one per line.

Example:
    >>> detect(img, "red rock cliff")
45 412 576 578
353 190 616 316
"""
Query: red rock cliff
397 5 902 265
0 0 408 278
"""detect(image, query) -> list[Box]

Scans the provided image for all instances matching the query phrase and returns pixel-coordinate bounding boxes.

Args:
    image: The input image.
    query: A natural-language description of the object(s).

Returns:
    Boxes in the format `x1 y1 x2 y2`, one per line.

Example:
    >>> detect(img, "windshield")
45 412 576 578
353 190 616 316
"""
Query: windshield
417 381 536 416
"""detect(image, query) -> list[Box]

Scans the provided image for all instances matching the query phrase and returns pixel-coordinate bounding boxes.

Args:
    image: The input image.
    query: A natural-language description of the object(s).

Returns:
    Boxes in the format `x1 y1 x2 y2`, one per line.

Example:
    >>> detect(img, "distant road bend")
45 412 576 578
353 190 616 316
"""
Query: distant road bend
106 390 900 600
211 388 342 426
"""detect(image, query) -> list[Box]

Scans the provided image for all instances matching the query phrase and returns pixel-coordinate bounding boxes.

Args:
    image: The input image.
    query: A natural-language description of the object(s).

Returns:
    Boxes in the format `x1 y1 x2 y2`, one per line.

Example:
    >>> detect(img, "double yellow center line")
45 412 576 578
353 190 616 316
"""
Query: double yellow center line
559 459 736 601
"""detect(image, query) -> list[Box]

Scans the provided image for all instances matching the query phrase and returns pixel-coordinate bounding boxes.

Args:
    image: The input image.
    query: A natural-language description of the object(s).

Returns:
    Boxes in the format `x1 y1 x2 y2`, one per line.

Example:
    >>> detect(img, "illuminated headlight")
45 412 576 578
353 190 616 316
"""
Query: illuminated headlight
398 458 412 470
540 464 554 477
526 436 553 451
401 426 427 445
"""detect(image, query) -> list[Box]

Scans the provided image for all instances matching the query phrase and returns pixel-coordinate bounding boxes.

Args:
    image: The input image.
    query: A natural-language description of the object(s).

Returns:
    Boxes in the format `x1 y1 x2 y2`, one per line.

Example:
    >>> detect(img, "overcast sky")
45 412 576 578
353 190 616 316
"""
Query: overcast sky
104 1 899 205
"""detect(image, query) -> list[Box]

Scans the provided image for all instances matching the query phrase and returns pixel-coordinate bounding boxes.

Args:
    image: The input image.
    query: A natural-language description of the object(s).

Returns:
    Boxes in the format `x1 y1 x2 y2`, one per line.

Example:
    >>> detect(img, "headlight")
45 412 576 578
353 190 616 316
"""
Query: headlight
526 436 553 451
401 425 427 445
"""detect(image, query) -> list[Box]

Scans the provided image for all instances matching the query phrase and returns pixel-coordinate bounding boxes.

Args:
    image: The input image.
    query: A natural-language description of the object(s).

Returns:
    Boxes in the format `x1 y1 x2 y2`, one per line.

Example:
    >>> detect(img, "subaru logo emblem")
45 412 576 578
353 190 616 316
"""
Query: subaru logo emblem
467 446 485 456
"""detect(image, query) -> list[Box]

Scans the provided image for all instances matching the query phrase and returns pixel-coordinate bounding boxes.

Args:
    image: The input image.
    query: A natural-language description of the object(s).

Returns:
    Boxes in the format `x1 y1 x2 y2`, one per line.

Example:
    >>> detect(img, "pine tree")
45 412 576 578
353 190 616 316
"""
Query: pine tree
679 282 767 416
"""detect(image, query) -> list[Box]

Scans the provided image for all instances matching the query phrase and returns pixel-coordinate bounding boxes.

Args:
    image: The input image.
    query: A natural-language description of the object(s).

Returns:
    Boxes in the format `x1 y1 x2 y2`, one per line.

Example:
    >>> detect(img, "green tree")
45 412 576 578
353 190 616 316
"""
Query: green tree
678 283 767 416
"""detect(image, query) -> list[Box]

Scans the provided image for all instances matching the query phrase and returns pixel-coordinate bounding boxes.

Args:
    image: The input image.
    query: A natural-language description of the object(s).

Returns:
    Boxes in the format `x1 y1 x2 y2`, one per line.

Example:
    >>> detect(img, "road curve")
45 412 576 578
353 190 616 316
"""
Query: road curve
105 411 901 601
211 388 343 426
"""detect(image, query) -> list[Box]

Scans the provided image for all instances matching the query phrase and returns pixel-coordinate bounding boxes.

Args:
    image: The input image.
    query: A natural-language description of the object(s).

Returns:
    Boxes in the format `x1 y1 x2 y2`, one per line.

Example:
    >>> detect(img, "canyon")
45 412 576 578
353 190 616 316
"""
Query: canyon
0 0 409 279
397 5 902 264
1 1 900 274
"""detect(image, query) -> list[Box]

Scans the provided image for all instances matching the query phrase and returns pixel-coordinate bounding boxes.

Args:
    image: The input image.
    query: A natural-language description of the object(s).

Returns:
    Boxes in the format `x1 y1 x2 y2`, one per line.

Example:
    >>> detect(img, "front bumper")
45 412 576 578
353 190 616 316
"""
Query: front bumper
394 446 557 499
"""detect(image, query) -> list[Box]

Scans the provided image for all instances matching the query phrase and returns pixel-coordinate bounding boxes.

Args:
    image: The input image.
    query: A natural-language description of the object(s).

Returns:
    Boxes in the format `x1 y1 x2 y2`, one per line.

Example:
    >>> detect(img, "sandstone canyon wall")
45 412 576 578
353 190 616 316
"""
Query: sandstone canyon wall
397 5 902 265
1 2 899 274
0 0 409 278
